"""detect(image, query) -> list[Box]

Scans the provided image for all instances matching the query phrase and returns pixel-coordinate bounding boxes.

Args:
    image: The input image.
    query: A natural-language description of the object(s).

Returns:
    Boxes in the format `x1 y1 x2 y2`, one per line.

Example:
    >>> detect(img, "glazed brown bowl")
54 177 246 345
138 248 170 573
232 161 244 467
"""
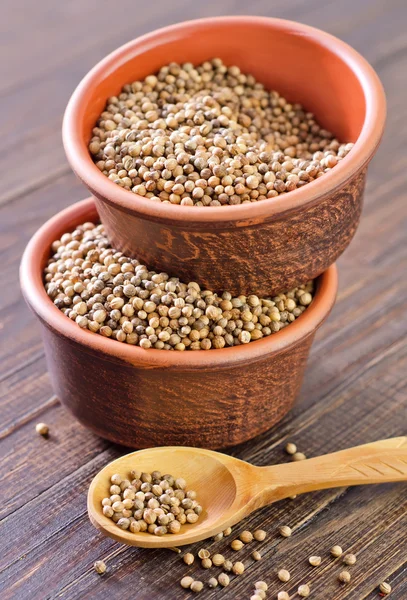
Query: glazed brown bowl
20 198 338 449
63 16 385 297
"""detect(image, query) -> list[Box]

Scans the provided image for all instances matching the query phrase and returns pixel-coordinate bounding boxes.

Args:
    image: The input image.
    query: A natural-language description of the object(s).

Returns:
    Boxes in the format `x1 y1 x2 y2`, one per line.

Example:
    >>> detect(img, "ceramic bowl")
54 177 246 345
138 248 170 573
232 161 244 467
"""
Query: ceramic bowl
63 16 384 297
20 198 338 449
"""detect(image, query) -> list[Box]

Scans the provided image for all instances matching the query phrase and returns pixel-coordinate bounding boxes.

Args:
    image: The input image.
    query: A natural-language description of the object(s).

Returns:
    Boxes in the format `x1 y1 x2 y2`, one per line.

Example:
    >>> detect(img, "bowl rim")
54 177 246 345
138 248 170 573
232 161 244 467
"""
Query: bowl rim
20 198 338 369
63 15 386 225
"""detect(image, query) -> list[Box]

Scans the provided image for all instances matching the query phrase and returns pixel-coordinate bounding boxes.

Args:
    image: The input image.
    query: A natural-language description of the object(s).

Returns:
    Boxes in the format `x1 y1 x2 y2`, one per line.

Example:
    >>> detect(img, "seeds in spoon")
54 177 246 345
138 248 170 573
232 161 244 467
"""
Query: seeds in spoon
45 223 314 350
279 525 292 538
94 560 107 574
278 569 290 582
379 582 392 594
35 422 49 436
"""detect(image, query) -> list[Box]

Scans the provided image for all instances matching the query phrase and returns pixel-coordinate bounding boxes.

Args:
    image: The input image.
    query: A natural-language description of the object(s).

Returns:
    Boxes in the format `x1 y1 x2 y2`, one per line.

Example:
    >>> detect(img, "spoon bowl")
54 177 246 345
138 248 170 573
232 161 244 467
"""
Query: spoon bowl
88 438 407 548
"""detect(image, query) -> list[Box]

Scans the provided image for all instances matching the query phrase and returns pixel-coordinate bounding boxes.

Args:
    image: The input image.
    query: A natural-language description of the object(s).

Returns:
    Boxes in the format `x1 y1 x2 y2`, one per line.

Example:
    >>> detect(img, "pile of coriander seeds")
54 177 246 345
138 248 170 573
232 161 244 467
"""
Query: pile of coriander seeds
102 470 202 536
44 222 314 349
89 58 353 206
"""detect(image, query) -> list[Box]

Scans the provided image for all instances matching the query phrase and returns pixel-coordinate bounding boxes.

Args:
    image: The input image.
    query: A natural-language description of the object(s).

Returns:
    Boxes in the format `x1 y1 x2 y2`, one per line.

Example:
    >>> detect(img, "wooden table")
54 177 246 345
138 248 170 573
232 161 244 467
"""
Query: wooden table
1 1 406 598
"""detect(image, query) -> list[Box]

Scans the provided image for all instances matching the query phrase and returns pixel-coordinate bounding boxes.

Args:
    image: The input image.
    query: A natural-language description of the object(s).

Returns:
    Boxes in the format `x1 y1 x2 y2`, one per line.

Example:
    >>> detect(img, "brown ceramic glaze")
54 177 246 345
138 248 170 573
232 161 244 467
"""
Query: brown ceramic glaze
20 198 337 449
63 17 385 296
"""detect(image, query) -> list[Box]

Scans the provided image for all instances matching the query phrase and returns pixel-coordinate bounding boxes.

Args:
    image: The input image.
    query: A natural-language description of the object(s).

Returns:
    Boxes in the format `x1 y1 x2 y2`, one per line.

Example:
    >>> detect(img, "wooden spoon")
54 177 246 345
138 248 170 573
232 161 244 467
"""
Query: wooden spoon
88 437 407 548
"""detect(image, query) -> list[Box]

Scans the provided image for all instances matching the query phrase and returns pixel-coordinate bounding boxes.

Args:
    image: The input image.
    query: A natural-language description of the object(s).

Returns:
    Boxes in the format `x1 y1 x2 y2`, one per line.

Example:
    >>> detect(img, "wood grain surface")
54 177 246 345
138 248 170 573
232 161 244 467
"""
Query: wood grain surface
0 1 406 599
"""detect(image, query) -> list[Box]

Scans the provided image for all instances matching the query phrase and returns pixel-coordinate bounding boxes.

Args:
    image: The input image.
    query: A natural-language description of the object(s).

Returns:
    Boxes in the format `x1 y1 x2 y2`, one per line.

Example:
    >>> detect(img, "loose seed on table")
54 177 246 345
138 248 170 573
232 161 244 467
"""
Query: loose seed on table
251 596 263 600
285 442 297 455
223 559 233 572
94 560 107 574
298 583 311 597
212 554 225 566
309 556 321 566
253 529 267 541
277 592 290 600
180 576 194 589
330 545 343 558
239 530 253 543
90 58 352 207
338 570 351 583
253 591 266 600
218 573 230 587
379 582 392 594
343 553 356 565
223 527 233 536
255 581 268 591
292 452 306 461
279 525 292 538
251 551 262 561
201 558 212 569
190 580 204 593
35 422 49 436
278 569 290 582
208 577 218 588
232 561 245 575
198 549 210 559
231 539 244 551
183 553 194 565
213 532 224 542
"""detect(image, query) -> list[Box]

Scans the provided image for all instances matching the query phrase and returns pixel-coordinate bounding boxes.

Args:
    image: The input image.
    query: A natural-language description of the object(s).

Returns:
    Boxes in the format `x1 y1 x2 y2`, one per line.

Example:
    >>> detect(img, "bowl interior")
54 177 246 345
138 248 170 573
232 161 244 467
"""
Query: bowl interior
78 19 366 149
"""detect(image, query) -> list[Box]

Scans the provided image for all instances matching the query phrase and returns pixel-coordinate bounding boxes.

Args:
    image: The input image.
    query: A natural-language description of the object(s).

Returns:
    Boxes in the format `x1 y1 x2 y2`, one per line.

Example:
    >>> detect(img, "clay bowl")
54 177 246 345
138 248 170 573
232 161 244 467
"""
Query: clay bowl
63 16 385 297
20 198 338 449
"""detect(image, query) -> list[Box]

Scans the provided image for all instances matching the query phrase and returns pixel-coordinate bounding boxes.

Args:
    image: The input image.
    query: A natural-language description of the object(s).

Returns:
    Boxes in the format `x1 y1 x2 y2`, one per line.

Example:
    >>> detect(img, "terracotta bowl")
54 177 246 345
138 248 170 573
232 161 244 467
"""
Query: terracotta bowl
63 16 384 297
20 198 338 449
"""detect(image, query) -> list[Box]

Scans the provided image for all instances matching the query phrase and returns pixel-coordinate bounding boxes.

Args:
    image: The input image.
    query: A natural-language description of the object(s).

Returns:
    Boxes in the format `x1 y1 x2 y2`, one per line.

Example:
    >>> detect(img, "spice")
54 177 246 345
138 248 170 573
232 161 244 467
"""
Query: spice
218 573 230 587
213 532 224 542
379 582 391 595
298 584 310 597
279 525 292 538
190 580 204 593
102 469 201 536
35 422 49 436
278 569 290 582
232 561 245 575
338 570 351 583
223 559 233 572
231 539 244 551
197 549 210 559
201 558 212 569
253 529 267 541
309 556 321 566
45 223 314 350
239 530 253 543
212 554 225 566
285 442 297 455
251 551 262 561
223 527 233 536
180 576 194 589
183 553 194 565
343 553 356 565
330 545 343 558
90 59 353 207
94 560 107 574
208 577 218 588
277 592 290 600
255 581 268 591
292 452 306 461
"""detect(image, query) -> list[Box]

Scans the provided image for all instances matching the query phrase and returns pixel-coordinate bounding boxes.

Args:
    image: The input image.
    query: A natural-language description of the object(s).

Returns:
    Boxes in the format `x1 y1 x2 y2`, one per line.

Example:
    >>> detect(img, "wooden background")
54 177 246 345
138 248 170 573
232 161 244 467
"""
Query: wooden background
0 1 406 598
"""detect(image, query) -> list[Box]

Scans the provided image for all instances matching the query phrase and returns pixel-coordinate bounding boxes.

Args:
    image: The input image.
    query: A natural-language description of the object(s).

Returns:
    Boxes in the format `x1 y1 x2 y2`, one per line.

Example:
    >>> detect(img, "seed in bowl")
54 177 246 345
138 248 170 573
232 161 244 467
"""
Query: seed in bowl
89 58 353 206
101 470 202 536
44 223 314 350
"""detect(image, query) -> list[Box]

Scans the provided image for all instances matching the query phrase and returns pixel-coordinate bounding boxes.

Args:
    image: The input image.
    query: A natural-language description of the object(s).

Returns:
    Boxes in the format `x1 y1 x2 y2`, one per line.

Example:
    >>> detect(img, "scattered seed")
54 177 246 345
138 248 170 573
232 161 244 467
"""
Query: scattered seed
201 558 212 569
292 452 306 461
253 592 266 600
379 582 391 595
212 554 225 567
94 560 107 574
339 570 351 583
35 423 49 436
309 556 321 566
278 569 290 582
253 530 267 543
239 530 253 543
208 577 218 588
218 573 230 587
343 553 356 565
251 551 262 561
232 561 245 575
298 583 310 597
290 495 297 499
279 525 292 538
223 527 233 536
213 532 224 542
231 539 244 551
223 559 233 572
251 596 263 600
198 549 210 559
180 576 194 589
190 580 204 593
277 592 290 600
255 581 268 591
285 442 297 455
330 545 343 558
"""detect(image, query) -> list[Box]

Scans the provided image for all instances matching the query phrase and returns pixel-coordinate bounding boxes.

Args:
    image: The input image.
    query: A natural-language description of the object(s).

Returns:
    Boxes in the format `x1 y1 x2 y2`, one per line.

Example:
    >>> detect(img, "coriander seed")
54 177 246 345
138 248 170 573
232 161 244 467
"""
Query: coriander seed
212 554 225 566
292 452 306 461
277 592 290 600
232 561 245 575
279 525 292 538
309 556 321 566
255 581 268 591
239 530 253 543
198 549 210 559
35 422 49 436
343 553 356 565
379 582 391 595
223 560 233 572
190 580 203 593
253 529 267 541
278 569 290 582
338 570 351 583
330 545 343 558
208 577 218 588
94 560 107 574
180 576 194 589
223 527 232 536
201 558 212 569
231 539 244 551
252 551 262 561
183 553 194 565
298 583 310 597
285 442 297 455
218 573 230 587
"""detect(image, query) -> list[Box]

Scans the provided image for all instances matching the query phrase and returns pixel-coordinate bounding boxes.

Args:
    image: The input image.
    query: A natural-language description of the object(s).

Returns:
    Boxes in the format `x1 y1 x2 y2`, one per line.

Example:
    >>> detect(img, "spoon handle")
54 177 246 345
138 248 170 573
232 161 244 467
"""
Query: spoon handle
258 437 407 502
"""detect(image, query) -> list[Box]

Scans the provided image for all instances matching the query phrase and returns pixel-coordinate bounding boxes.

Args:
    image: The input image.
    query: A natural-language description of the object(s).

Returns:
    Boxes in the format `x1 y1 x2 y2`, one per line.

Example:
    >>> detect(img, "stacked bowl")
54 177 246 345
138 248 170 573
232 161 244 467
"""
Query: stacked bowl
20 17 385 448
